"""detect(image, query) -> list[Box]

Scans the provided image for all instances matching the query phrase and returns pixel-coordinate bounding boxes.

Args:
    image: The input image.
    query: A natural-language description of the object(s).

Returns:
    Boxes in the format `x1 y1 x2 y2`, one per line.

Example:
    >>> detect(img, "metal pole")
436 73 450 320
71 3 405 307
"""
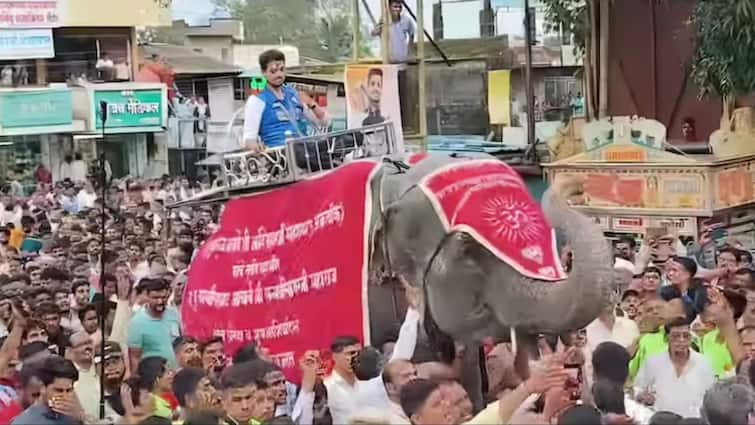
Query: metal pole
523 0 536 147
352 0 360 61
381 0 390 63
417 0 427 146
97 101 108 420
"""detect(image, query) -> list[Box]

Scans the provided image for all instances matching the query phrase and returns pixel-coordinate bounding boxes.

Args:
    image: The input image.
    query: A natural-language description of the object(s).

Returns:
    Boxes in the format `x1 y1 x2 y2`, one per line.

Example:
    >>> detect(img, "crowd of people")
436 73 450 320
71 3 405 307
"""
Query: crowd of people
0 164 752 425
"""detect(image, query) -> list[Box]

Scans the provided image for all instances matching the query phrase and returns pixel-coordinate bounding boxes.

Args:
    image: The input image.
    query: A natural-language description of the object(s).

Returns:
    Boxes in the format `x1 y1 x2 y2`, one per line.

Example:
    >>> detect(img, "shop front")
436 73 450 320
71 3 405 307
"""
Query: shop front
0 87 85 191
71 82 168 178
543 116 755 250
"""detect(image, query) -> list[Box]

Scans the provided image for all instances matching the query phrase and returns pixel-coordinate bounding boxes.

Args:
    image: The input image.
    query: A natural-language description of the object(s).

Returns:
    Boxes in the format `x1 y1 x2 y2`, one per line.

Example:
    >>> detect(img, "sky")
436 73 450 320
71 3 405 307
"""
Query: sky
170 0 436 35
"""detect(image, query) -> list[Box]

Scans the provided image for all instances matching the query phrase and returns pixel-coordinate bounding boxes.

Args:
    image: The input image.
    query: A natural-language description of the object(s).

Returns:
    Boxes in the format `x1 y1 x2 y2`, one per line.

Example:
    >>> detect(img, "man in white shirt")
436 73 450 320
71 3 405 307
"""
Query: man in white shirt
585 293 640 355
634 318 715 418
325 285 420 424
71 153 88 182
76 183 97 210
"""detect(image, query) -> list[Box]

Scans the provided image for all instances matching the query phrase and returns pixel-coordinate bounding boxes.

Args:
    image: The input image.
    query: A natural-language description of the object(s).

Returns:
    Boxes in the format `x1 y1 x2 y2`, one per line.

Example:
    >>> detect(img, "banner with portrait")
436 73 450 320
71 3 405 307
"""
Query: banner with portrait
345 64 405 152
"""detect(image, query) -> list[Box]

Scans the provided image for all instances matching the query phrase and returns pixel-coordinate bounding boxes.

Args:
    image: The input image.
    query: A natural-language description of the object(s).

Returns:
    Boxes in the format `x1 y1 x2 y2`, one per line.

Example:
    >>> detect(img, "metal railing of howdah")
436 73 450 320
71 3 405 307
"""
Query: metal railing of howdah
166 122 398 209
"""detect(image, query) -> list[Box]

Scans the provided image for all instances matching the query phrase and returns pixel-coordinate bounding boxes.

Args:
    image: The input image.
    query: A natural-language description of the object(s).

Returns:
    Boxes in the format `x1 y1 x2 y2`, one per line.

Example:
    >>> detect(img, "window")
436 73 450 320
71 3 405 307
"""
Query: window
544 76 582 108
234 78 247 101
49 27 131 83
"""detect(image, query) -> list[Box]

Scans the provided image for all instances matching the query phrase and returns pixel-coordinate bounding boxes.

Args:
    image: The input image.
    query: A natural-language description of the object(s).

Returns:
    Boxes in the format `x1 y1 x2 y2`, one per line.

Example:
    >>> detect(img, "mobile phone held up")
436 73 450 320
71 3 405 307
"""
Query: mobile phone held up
564 364 582 401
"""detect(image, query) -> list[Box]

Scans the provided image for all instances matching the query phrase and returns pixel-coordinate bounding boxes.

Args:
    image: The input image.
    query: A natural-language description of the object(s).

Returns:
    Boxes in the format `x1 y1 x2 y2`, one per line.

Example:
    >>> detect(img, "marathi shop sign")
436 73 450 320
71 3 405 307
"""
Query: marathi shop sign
0 28 53 59
94 89 165 130
0 0 60 28
0 89 71 128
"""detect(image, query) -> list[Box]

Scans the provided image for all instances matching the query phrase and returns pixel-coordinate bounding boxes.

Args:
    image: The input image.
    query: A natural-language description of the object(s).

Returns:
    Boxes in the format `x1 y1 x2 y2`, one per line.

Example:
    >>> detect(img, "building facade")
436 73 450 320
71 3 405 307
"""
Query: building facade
0 0 171 189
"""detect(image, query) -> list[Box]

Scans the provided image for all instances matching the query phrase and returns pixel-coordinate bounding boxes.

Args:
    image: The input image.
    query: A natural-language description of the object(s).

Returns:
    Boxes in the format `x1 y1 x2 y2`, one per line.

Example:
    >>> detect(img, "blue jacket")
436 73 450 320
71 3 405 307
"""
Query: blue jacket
257 85 307 148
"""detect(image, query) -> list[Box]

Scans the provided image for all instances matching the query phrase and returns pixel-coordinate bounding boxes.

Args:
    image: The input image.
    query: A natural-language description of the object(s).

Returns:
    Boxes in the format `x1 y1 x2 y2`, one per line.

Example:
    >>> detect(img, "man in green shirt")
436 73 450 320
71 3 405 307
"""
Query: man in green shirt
698 287 745 378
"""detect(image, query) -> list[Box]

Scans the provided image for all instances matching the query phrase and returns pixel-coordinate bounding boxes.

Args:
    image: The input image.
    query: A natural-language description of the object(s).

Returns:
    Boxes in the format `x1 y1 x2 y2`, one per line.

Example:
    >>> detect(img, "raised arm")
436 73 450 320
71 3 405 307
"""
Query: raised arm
390 276 420 361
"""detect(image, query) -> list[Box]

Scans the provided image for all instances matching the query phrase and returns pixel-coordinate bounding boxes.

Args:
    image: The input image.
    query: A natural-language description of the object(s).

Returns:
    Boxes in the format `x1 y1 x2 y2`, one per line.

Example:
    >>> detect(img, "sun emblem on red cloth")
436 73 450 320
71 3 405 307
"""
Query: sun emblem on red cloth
481 196 544 242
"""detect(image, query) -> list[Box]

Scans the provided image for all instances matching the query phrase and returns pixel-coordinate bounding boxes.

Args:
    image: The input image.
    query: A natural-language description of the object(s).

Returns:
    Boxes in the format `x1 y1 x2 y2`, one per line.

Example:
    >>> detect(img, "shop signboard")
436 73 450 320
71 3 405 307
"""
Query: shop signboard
0 0 60 28
557 168 706 211
714 160 755 210
0 28 53 59
601 215 697 237
94 89 165 130
0 89 72 128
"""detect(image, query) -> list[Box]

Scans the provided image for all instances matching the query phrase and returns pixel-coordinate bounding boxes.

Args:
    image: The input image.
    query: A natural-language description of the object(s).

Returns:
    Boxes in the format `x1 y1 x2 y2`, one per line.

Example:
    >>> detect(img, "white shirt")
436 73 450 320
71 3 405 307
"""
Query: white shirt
586 315 640 354
242 95 265 146
71 160 88 182
634 350 715 418
76 190 97 210
625 396 654 425
324 307 420 425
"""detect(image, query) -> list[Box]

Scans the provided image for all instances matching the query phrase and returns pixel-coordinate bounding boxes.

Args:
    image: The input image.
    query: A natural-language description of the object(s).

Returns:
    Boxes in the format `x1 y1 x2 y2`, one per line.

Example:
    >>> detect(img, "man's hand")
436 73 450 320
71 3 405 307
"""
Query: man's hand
300 350 319 391
49 393 84 422
245 141 265 154
635 390 655 406
525 355 569 395
399 275 420 310
115 267 131 301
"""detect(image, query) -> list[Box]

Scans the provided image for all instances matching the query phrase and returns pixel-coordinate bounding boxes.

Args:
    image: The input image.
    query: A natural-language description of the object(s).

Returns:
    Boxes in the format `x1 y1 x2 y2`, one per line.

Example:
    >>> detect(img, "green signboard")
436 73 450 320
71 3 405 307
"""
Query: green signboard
94 89 164 129
0 90 72 128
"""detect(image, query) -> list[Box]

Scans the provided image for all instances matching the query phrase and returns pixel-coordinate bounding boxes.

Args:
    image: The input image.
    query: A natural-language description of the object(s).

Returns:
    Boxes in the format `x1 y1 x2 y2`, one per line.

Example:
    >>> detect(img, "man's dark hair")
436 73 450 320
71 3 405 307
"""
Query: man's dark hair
557 405 602 425
140 278 169 293
735 267 755 282
353 346 383 381
219 359 270 391
389 0 402 4
592 342 630 384
671 255 697 277
200 336 223 354
137 417 172 425
616 236 636 249
259 49 285 72
172 335 198 351
184 411 222 425
649 411 683 425
71 279 89 294
739 250 753 264
591 379 625 415
644 266 662 276
331 336 359 353
172 367 207 408
40 267 69 282
77 303 98 322
38 355 78 386
19 341 51 361
664 316 691 336
701 379 755 425
399 378 439 419
233 342 259 364
136 356 168 392
367 68 383 81
37 301 60 318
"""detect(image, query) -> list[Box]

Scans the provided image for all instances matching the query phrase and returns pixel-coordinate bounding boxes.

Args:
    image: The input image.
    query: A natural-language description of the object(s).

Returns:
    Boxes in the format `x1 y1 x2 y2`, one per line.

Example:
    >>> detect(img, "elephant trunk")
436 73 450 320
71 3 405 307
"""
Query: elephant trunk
493 188 615 334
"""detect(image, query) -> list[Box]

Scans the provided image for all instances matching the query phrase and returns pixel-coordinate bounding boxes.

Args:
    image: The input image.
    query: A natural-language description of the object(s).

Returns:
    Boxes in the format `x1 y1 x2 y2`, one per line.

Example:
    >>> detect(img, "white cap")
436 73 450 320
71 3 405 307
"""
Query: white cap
614 257 635 274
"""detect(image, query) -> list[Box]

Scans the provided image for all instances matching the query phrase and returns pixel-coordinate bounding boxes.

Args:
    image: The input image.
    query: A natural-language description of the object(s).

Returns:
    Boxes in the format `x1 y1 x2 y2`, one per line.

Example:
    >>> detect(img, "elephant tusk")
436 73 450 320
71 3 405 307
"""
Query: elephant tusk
510 326 517 358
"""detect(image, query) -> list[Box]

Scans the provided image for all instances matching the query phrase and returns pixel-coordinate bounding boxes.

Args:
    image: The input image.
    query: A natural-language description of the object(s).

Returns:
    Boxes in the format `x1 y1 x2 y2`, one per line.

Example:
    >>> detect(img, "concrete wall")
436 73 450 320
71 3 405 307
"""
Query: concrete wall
185 37 235 64
60 0 170 27
207 77 235 122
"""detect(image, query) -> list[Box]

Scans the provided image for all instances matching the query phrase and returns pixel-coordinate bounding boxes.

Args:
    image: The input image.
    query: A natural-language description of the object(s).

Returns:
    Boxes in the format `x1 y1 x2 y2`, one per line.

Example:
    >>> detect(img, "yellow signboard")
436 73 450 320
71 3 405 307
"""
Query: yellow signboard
714 160 755 209
488 70 510 125
553 168 706 211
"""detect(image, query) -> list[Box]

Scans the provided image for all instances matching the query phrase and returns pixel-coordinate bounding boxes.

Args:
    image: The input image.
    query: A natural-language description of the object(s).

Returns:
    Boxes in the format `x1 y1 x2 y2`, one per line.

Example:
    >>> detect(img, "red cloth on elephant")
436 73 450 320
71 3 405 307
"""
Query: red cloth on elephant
418 159 566 282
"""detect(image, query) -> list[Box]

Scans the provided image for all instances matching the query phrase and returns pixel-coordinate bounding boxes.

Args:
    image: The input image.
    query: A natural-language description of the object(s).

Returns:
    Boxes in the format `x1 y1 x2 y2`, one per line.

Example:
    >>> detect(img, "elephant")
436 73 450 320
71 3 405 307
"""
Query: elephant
365 152 616 407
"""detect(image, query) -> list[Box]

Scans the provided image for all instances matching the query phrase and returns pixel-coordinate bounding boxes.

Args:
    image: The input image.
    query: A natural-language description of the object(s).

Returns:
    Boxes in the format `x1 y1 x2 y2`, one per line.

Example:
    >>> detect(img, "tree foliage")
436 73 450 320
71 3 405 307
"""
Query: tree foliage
690 0 755 98
215 0 372 62
539 0 588 53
